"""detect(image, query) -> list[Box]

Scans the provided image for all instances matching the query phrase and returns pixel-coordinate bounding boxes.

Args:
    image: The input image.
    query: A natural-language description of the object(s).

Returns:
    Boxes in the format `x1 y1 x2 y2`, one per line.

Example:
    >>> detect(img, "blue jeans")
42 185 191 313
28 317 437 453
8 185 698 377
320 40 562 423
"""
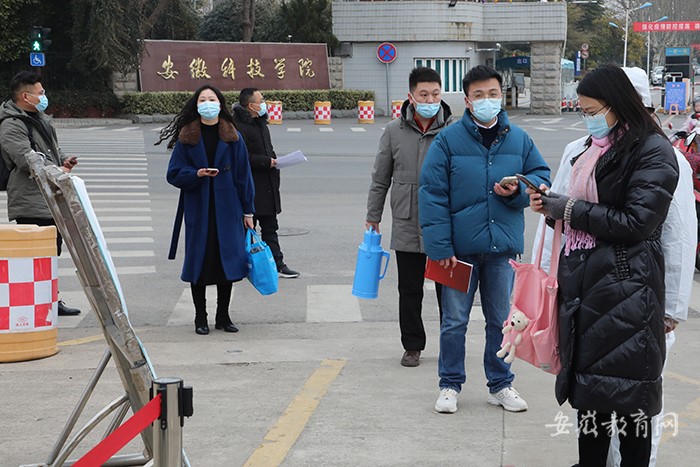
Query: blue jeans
438 253 515 394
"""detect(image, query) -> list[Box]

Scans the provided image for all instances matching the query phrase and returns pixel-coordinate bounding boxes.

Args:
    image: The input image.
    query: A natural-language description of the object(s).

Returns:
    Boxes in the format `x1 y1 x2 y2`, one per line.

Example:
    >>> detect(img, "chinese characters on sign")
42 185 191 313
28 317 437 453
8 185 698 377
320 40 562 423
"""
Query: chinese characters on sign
633 21 700 32
189 58 211 79
157 55 178 80
141 40 330 92
545 410 679 439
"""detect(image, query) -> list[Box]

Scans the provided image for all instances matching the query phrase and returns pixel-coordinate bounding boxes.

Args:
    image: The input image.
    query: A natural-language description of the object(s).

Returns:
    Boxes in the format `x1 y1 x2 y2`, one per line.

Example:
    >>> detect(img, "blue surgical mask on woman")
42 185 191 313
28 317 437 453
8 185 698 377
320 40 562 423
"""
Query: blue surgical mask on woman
470 98 501 123
257 101 268 117
583 108 613 138
197 101 220 120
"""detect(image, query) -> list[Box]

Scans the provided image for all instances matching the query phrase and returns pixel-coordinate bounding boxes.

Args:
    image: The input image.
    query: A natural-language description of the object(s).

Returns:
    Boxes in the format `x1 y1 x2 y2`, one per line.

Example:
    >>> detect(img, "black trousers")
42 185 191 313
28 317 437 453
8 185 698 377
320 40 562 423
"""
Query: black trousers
254 214 284 268
395 251 443 351
16 217 62 256
190 282 234 326
577 411 651 467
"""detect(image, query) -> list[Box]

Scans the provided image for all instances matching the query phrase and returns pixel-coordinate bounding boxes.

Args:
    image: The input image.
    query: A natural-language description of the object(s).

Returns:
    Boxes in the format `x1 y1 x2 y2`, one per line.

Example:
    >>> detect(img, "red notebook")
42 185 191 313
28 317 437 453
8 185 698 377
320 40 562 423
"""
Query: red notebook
424 259 473 293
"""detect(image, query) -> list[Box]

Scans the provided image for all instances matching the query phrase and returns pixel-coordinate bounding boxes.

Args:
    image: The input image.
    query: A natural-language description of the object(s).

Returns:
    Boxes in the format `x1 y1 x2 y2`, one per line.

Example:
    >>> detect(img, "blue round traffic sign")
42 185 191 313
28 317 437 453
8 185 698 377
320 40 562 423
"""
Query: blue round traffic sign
377 43 397 64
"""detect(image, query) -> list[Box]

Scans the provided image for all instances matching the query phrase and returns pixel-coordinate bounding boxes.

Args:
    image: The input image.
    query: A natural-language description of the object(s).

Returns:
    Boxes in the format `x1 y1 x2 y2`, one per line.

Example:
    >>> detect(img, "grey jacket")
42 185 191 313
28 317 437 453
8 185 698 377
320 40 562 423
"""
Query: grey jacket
366 100 453 252
0 100 65 220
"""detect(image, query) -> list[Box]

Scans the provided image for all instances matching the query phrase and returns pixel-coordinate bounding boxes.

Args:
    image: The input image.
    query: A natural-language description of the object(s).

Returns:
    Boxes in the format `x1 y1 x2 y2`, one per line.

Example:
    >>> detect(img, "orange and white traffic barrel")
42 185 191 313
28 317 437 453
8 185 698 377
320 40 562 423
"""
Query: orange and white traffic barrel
0 224 59 362
267 101 282 124
391 100 403 120
314 101 331 125
358 101 375 124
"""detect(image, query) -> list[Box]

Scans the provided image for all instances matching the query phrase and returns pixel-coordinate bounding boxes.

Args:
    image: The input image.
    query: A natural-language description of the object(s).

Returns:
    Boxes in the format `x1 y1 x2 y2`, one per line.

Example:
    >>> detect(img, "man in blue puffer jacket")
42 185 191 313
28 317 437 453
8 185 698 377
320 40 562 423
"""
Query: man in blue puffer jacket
419 65 550 414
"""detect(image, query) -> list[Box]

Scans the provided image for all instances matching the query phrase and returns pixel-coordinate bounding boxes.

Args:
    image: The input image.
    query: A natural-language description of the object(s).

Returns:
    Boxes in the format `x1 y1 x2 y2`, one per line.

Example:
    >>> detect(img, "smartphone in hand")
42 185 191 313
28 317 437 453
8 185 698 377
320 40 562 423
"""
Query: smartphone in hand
498 176 518 187
515 174 548 196
205 168 219 175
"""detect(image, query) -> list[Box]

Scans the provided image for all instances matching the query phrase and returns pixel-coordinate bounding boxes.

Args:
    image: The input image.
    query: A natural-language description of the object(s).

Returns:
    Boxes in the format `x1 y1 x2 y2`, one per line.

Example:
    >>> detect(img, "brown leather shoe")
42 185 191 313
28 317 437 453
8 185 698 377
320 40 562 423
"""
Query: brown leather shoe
401 350 421 367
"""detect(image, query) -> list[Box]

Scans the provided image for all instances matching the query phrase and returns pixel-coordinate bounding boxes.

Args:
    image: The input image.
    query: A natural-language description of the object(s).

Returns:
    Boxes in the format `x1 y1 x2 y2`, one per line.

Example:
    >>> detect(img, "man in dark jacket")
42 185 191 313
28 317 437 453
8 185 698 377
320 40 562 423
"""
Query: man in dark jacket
232 88 299 278
419 65 550 414
0 71 80 316
366 67 453 368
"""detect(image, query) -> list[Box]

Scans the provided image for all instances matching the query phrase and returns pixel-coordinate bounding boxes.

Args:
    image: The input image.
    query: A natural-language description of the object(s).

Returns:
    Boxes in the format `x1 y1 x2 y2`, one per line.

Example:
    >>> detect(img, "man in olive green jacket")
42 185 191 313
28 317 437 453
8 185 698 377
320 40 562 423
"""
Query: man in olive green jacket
365 67 453 367
0 71 80 316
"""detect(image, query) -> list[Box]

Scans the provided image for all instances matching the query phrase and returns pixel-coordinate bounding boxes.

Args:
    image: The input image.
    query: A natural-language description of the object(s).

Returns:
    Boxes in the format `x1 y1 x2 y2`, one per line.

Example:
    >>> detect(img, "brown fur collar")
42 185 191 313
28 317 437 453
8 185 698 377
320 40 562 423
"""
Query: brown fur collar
178 119 239 146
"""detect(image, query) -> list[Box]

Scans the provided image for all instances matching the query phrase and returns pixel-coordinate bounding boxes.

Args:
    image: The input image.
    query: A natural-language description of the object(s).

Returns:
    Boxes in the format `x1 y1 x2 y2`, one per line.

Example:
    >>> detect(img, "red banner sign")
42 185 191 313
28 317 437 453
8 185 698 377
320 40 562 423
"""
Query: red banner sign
633 21 700 32
140 40 330 92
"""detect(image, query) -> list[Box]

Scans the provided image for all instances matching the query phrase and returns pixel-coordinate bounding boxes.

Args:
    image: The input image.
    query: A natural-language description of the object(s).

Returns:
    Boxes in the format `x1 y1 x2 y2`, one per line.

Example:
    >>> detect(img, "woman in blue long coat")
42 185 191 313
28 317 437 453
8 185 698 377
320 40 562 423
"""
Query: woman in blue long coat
158 85 255 335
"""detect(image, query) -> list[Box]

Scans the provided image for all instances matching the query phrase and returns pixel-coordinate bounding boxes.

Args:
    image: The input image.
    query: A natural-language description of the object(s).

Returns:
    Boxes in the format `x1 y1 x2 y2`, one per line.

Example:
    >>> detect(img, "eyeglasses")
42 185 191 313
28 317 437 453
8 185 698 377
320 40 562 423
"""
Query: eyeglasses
468 92 501 101
580 105 608 119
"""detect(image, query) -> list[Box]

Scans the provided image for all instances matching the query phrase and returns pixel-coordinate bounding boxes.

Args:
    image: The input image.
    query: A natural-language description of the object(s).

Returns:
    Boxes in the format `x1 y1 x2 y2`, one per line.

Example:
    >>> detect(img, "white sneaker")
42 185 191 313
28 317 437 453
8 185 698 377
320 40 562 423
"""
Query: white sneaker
435 388 458 413
487 387 528 412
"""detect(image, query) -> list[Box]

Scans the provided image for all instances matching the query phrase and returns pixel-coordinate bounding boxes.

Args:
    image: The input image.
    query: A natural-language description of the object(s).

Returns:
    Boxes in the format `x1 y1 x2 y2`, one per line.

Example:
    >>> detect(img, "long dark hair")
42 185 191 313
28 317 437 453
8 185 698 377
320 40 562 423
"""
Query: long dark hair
155 85 235 149
576 64 665 157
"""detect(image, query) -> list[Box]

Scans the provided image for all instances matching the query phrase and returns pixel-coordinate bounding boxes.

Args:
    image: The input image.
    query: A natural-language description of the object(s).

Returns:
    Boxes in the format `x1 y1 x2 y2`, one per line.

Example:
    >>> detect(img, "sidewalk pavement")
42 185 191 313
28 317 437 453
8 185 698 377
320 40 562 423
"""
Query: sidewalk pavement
1 317 698 466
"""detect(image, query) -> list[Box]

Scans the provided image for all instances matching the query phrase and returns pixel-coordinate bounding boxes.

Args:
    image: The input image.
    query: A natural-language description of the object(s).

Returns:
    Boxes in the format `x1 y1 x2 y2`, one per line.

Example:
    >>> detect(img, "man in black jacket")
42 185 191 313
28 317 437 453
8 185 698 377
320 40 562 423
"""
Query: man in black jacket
232 88 299 278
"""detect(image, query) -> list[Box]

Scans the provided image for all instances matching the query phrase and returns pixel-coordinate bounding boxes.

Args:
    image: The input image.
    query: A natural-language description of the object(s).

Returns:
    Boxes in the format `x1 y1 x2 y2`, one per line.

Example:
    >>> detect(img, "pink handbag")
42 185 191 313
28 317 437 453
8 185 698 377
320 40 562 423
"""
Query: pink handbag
499 220 562 375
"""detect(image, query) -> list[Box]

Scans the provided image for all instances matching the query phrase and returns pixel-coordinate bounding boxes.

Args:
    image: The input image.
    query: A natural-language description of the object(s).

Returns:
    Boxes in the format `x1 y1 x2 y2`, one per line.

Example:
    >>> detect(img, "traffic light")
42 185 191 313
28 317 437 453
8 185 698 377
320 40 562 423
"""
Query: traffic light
29 27 51 52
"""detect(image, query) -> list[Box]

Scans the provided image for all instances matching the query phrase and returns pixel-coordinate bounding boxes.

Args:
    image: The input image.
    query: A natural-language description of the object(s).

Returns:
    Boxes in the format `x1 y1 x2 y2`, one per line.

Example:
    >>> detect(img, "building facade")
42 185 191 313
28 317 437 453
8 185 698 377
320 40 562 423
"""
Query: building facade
333 1 567 115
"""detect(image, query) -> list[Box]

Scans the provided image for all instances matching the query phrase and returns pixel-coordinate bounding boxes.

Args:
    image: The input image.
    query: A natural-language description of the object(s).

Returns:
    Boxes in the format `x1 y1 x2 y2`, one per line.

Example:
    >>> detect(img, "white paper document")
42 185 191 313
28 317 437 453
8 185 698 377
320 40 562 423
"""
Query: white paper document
276 150 307 169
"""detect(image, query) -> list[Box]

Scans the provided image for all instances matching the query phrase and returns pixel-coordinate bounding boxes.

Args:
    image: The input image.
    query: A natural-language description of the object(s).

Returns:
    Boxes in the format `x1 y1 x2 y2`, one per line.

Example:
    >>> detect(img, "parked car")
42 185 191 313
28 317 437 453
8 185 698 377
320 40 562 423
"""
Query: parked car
651 66 664 85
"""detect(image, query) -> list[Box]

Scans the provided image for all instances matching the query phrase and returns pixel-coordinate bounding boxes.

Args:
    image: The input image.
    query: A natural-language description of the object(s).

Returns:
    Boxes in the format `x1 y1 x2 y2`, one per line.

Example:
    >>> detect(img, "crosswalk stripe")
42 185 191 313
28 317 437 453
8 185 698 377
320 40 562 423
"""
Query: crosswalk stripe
90 199 151 204
287 128 301 132
105 237 154 244
87 192 149 196
94 216 152 221
101 226 153 232
93 207 152 213
76 172 148 176
113 127 138 131
306 285 362 322
59 265 156 276
85 185 149 189
59 250 154 259
351 127 367 132
168 286 231 326
318 127 334 133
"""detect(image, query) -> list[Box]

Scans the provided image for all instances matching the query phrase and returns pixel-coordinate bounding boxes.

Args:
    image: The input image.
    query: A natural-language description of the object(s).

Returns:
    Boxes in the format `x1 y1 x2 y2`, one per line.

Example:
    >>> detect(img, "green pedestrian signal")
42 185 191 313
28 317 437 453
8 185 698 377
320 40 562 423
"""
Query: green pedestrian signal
29 27 51 53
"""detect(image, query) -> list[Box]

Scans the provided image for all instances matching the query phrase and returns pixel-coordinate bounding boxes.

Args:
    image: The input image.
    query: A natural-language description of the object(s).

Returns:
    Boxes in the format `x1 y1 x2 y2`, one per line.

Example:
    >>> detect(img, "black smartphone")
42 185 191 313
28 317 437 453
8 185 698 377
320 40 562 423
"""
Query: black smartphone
515 174 548 196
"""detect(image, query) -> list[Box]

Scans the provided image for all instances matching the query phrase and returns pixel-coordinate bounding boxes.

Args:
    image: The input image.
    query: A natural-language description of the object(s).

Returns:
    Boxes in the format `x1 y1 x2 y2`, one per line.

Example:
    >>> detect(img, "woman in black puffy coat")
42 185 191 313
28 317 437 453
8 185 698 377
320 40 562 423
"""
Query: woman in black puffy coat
529 65 678 467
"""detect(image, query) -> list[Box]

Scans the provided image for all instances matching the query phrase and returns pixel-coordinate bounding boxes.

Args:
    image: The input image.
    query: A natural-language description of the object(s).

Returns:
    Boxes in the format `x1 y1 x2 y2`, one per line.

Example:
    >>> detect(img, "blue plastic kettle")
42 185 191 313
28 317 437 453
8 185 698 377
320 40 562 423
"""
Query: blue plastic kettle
352 227 391 299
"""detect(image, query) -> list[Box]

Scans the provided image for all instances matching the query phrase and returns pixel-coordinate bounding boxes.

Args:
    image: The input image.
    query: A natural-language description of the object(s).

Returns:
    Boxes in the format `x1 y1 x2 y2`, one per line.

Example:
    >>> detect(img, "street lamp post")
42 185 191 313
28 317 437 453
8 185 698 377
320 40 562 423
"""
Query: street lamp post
623 1 653 67
646 16 668 75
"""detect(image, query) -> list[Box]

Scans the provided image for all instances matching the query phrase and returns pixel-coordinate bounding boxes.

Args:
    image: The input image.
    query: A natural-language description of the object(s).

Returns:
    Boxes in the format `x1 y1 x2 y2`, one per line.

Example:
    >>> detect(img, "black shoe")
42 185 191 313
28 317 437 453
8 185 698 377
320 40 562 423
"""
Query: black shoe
195 324 210 335
58 300 81 316
215 322 239 333
278 265 300 278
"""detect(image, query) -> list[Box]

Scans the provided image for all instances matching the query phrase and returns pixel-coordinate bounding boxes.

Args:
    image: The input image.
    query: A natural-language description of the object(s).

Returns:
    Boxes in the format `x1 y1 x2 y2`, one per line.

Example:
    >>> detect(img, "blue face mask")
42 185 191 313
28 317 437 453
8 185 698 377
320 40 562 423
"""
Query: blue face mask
583 108 613 138
410 93 441 119
197 101 220 120
470 98 501 123
28 93 48 112
257 101 268 117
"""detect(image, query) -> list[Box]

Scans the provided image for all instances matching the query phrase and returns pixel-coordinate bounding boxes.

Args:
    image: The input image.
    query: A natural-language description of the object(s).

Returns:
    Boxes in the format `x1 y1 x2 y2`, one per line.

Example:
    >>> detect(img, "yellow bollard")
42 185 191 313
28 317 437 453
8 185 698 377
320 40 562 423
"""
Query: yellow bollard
314 101 331 125
0 224 59 362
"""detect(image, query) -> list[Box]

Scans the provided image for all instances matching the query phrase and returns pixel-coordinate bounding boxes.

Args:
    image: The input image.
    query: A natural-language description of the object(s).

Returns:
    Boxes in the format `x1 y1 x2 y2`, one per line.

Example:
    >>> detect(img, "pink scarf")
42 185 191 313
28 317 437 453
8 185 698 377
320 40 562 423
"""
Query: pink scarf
564 135 612 255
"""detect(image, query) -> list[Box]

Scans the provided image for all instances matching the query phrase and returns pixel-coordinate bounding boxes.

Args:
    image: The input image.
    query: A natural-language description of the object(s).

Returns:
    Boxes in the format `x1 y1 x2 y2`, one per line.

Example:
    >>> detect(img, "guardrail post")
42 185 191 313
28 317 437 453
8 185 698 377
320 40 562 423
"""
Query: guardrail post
152 377 193 466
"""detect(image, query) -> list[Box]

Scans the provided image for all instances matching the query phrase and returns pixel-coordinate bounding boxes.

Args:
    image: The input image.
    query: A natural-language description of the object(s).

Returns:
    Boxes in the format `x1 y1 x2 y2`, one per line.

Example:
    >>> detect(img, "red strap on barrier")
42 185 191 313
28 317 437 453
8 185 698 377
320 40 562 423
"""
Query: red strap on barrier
73 393 162 467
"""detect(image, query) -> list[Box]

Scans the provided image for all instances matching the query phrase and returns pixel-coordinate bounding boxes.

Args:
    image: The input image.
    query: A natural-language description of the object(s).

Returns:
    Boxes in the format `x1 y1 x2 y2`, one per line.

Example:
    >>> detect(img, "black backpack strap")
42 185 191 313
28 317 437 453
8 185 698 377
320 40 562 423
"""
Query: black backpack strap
168 191 185 260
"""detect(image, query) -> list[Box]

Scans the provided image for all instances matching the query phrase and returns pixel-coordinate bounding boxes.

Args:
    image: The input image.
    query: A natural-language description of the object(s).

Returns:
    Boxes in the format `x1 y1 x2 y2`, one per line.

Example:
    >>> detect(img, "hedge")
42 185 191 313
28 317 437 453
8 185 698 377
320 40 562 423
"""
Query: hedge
120 89 375 115
46 90 122 118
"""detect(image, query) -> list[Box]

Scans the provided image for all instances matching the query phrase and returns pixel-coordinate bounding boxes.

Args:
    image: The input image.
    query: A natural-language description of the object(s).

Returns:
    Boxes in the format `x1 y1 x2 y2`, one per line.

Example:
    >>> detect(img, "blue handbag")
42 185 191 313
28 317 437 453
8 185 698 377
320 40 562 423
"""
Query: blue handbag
246 228 278 295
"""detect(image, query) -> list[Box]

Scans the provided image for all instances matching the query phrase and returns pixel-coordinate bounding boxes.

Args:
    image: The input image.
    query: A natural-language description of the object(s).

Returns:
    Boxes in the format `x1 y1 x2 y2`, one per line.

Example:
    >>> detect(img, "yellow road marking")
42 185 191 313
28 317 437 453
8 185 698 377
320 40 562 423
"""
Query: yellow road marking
243 359 346 467
58 334 104 347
